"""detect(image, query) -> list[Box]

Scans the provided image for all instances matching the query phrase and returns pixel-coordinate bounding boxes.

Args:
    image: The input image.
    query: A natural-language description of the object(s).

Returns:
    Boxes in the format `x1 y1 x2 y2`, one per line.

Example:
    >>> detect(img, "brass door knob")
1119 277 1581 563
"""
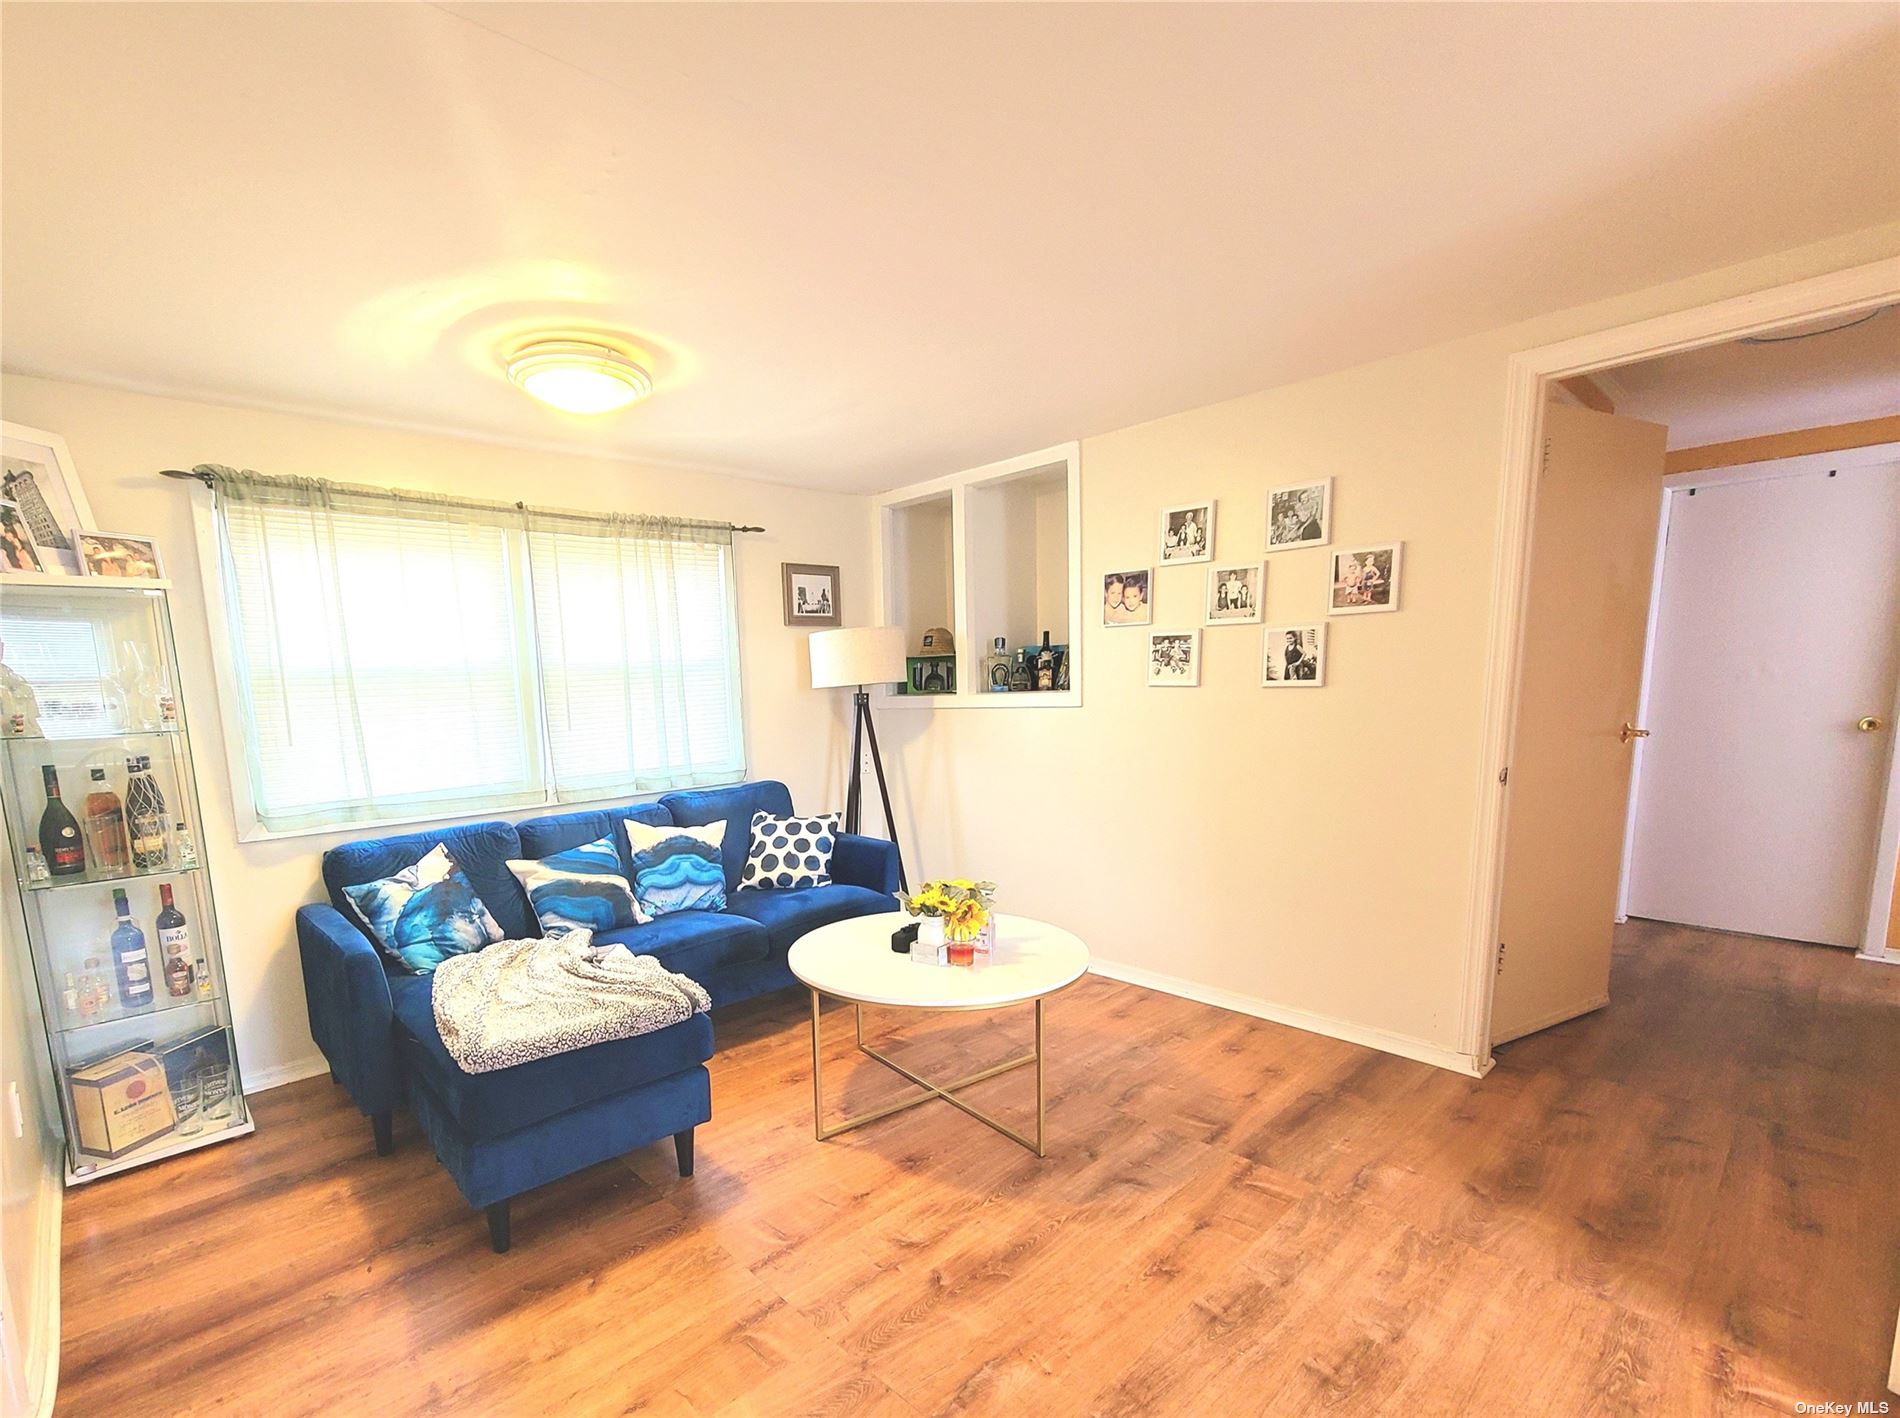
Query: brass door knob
1620 723 1651 744
1860 716 1887 733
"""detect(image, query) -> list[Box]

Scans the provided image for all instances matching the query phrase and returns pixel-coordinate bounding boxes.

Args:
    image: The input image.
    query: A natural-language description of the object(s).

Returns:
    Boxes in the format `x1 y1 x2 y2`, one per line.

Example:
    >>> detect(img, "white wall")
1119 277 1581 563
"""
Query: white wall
875 221 1900 1070
0 376 871 1090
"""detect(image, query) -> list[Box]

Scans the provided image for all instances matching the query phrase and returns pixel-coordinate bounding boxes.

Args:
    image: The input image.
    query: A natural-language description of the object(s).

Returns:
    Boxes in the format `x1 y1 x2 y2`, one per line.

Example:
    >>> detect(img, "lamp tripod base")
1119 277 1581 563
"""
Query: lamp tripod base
844 687 908 894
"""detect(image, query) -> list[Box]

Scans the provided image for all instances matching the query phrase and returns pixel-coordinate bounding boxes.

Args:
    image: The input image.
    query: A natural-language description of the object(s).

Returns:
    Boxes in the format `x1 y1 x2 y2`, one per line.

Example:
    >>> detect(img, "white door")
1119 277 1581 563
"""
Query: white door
1626 458 1900 947
1492 403 1669 1044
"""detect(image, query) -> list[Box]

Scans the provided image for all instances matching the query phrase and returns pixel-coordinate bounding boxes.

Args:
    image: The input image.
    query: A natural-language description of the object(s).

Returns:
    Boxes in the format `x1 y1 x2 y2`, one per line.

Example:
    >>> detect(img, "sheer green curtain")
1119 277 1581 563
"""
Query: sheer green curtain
214 469 544 832
525 509 745 801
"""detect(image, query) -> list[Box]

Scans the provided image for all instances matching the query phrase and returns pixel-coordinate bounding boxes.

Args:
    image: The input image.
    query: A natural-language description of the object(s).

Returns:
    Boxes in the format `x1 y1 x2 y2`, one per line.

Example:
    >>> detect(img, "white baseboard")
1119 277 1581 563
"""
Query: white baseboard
1856 949 1900 968
1087 957 1491 1078
240 1053 329 1095
5 1139 62 1418
1489 994 1610 1047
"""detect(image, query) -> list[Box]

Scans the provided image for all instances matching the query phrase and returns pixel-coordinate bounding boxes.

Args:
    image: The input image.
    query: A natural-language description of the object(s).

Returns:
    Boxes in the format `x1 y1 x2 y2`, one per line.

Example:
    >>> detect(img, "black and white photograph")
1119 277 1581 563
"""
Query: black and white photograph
1158 501 1215 564
1146 629 1201 687
781 561 841 626
1329 542 1402 614
0 500 43 572
1262 623 1326 687
1102 568 1153 626
1267 478 1331 550
1204 562 1263 625
75 530 164 580
2 421 93 575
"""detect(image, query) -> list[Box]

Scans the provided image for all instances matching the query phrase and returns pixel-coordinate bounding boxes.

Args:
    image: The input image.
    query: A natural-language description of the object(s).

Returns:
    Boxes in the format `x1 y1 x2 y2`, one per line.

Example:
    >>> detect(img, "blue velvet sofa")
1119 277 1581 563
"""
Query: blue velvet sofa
294 780 898 1250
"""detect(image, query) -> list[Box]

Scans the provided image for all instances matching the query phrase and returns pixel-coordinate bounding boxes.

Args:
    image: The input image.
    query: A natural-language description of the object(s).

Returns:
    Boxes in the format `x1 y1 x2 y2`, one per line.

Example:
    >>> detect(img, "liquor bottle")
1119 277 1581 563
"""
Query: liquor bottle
1007 650 1032 692
193 947 213 999
125 755 168 870
983 636 1012 692
157 883 193 998
1035 631 1056 691
38 766 86 876
61 972 81 1020
172 820 199 868
82 766 130 874
109 888 154 1011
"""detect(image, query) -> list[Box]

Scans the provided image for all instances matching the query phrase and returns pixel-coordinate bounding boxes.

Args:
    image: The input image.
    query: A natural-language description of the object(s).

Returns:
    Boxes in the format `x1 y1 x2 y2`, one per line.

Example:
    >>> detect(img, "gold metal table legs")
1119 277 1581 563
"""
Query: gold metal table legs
808 990 1048 1156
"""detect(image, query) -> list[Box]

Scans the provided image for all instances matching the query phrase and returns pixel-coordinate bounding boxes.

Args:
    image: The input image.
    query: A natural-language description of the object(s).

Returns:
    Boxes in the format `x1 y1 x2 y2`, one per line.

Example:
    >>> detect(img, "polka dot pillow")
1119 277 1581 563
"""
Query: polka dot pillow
740 810 840 890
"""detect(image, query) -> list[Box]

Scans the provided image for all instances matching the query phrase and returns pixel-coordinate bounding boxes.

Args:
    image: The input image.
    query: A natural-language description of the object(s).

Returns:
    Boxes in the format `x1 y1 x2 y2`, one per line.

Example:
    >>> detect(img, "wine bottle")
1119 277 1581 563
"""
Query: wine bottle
38 766 86 876
125 755 168 869
110 887 154 1010
82 766 129 874
1035 631 1055 691
157 882 193 998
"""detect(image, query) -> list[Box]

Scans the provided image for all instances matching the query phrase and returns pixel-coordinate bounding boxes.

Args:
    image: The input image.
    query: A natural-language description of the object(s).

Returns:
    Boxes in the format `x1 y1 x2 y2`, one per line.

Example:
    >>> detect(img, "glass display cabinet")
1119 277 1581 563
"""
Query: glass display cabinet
0 574 250 1182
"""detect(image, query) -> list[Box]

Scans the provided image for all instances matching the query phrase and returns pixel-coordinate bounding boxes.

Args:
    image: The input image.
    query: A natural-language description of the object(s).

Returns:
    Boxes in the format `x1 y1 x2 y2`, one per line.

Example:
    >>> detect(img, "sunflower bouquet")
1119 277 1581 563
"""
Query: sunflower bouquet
898 878 997 948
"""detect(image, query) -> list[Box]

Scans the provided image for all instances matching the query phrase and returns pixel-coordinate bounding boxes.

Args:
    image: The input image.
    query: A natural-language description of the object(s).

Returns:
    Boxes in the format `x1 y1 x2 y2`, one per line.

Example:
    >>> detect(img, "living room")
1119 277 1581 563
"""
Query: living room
3 4 1899 1415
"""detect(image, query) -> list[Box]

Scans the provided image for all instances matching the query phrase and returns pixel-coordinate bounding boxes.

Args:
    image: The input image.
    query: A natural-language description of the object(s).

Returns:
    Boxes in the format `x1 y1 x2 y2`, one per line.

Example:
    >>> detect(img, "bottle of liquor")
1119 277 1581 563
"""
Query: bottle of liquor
109 887 154 1011
193 947 213 999
157 883 193 998
983 636 1012 692
124 755 168 870
77 958 103 1018
172 819 199 869
1035 631 1056 691
38 766 86 876
82 766 129 875
1007 650 1032 692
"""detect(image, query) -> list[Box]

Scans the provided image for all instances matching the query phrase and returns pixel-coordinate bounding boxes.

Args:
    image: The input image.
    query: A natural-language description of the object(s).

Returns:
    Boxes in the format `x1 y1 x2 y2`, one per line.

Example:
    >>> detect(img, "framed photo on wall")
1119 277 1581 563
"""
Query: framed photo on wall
76 530 165 580
1204 562 1263 625
1146 629 1201 686
1158 501 1215 564
0 501 43 573
1102 567 1153 626
1329 543 1402 615
1 421 96 576
1267 478 1331 551
782 562 841 626
1262 623 1326 687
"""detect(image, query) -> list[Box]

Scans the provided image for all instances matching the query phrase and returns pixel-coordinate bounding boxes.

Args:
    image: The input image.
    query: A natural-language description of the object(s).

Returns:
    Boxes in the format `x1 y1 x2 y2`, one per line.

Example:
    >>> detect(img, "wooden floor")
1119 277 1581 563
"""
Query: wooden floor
57 920 1900 1415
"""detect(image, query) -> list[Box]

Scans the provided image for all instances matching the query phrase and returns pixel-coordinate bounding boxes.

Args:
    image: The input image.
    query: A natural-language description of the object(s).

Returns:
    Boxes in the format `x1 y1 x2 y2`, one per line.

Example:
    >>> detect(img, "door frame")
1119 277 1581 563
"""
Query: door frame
1615 443 1900 945
1460 255 1900 1067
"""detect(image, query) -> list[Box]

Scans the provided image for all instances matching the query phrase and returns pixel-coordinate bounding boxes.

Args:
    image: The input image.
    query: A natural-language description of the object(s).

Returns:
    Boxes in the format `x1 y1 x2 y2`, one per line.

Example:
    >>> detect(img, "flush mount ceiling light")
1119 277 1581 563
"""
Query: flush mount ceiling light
506 338 652 414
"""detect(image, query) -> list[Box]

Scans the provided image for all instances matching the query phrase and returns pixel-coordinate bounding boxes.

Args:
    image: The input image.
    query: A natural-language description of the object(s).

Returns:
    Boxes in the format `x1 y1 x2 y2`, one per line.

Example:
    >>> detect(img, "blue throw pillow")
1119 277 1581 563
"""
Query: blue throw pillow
740 810 839 890
507 835 645 937
622 819 727 917
341 843 507 974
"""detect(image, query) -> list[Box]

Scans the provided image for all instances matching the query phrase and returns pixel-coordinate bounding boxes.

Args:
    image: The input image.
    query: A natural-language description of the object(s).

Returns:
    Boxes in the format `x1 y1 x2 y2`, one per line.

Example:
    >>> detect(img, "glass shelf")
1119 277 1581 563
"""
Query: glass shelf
25 861 202 893
2 727 182 746
54 989 222 1038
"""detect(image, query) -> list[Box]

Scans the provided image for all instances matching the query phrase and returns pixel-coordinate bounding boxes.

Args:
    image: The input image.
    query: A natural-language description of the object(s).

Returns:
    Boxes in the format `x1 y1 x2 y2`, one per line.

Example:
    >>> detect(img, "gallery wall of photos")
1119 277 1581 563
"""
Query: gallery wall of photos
1106 477 1404 689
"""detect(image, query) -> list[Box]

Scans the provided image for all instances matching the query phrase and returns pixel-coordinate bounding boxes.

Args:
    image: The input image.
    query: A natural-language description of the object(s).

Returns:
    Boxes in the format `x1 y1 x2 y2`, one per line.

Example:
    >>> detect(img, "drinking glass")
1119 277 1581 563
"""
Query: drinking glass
199 1069 234 1122
170 1075 203 1136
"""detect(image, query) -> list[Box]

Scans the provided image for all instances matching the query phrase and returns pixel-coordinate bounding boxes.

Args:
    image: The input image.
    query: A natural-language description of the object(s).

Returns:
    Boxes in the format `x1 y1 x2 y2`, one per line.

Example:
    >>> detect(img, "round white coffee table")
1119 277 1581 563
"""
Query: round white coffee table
788 911 1089 1157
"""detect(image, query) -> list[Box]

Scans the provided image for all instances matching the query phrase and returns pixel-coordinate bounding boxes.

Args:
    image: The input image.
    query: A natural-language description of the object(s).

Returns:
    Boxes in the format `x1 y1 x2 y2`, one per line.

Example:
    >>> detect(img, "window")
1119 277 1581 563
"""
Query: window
209 472 744 837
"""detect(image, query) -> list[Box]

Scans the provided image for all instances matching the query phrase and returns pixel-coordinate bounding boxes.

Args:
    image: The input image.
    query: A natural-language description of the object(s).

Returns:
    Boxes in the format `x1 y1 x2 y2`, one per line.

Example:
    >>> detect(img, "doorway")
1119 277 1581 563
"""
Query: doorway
1466 258 1900 1065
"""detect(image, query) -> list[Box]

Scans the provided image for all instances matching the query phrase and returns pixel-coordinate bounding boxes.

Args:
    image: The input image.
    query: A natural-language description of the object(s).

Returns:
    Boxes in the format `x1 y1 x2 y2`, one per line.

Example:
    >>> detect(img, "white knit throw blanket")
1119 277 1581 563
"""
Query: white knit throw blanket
429 932 711 1075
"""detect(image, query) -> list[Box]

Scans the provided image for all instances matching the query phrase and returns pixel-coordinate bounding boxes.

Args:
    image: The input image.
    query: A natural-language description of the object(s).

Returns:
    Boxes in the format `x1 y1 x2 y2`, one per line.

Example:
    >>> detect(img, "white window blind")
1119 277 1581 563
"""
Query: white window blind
210 470 745 837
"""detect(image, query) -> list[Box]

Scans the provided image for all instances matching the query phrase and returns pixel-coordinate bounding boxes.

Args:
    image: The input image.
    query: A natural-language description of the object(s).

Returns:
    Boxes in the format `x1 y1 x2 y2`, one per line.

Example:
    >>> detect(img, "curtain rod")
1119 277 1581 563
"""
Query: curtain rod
156 468 767 534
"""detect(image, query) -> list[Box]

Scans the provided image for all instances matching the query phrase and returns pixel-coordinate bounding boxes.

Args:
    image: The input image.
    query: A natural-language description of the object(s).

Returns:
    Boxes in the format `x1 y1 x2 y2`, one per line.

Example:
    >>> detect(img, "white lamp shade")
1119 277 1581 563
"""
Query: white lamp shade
810 625 907 688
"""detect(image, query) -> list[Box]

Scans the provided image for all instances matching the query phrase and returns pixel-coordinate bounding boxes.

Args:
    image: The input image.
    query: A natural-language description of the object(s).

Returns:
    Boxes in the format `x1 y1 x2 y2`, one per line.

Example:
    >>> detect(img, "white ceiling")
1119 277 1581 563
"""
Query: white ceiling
3 3 1897 493
1603 307 1900 450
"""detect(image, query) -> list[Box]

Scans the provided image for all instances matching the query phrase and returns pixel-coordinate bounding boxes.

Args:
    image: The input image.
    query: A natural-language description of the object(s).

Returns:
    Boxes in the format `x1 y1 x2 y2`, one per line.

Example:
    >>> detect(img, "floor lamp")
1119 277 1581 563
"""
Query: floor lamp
809 625 909 893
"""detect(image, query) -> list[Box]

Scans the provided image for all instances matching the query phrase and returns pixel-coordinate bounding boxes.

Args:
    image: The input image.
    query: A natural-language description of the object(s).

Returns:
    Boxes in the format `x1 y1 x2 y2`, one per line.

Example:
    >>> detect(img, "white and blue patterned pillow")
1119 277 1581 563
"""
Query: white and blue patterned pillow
622 819 727 917
341 843 506 975
740 810 839 890
507 834 646 938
